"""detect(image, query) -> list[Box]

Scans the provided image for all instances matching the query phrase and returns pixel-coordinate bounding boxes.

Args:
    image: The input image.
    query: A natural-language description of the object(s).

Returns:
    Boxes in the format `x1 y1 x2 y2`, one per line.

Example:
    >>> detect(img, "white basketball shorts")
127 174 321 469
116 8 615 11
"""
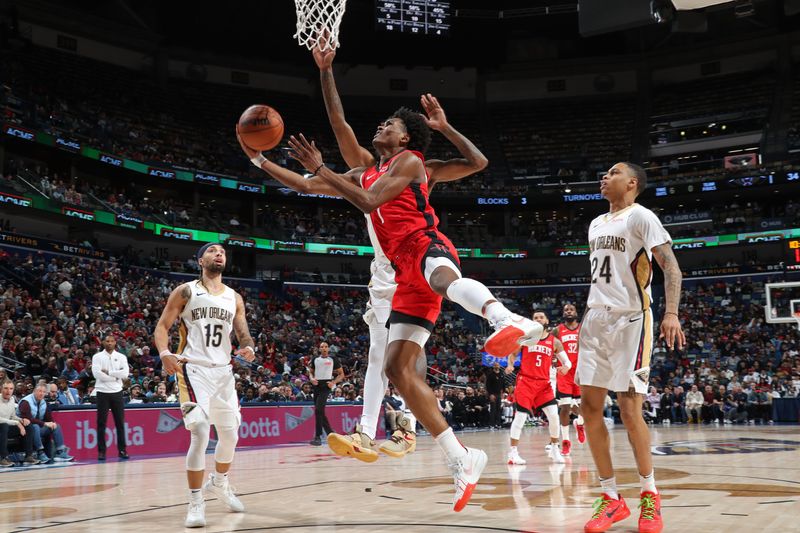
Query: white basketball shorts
177 363 241 428
576 307 653 394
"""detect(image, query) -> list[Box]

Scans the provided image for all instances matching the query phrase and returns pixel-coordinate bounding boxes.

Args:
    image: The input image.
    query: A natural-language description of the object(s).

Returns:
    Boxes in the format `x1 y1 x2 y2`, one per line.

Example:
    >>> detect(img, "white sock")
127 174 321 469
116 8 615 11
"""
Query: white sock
435 427 467 463
576 415 584 425
600 477 619 500
483 301 512 326
445 278 508 323
212 472 227 486
509 445 518 453
561 425 571 441
640 471 657 494
189 488 203 503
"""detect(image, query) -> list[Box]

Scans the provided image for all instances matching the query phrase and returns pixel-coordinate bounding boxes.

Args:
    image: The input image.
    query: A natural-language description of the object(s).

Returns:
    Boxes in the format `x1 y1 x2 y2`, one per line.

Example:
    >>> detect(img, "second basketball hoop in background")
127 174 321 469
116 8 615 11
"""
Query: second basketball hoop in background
293 0 348 51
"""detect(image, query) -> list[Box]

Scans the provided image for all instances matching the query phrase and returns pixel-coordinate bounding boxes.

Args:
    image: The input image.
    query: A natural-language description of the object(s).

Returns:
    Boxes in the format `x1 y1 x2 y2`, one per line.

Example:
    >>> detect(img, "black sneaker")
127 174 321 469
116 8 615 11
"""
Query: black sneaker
23 455 40 465
119 451 130 460
0 457 14 467
309 438 322 446
98 452 106 461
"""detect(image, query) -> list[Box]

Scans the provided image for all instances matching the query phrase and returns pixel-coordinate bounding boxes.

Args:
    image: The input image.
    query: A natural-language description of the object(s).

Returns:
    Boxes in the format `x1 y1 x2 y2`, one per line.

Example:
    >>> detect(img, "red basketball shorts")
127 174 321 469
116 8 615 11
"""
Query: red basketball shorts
557 373 582 399
513 374 556 414
389 229 460 330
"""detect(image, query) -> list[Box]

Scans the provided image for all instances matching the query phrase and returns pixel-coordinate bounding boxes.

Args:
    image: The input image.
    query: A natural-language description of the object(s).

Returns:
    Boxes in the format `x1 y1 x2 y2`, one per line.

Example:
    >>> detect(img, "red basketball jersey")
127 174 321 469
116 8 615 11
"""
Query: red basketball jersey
360 150 440 260
556 323 580 372
519 334 555 380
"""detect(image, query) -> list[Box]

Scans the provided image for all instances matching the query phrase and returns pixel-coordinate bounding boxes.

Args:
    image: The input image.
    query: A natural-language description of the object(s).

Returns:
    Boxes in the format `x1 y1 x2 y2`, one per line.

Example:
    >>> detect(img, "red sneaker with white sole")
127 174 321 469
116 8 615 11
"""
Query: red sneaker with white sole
561 439 571 456
638 491 663 533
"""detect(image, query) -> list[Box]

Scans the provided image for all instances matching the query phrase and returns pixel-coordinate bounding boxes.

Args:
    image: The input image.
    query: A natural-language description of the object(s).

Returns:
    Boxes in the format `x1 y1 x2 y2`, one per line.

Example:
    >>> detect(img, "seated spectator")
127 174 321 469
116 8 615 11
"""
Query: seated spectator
382 388 404 437
686 385 703 423
18 383 73 463
61 359 79 381
127 383 146 404
0 379 39 466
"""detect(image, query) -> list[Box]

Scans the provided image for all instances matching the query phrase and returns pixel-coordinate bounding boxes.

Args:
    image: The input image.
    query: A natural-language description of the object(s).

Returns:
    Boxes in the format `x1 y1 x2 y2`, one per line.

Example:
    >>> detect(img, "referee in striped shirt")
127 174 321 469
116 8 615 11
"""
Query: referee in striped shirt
308 342 343 446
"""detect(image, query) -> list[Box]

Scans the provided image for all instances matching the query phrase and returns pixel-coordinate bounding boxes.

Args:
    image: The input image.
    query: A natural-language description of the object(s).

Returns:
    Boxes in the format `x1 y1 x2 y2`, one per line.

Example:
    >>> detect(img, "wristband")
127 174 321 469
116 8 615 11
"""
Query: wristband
664 312 679 318
250 154 267 168
312 163 325 176
241 346 255 355
159 350 173 358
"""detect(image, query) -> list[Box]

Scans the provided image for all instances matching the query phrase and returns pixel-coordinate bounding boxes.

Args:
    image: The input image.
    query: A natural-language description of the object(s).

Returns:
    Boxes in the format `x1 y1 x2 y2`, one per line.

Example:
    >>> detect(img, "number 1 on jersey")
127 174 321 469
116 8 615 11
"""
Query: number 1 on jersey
591 256 612 284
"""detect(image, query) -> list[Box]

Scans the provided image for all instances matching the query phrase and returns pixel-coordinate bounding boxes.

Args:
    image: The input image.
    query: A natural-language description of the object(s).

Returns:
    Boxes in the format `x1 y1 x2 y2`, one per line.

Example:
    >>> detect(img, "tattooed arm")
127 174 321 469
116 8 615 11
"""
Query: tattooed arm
652 243 686 350
154 283 191 375
232 293 256 362
313 42 375 169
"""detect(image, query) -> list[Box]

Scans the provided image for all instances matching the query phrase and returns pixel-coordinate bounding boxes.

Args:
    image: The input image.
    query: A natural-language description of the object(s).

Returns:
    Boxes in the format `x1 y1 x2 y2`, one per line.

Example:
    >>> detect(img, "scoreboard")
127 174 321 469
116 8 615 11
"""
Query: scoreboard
788 239 800 269
376 1 451 36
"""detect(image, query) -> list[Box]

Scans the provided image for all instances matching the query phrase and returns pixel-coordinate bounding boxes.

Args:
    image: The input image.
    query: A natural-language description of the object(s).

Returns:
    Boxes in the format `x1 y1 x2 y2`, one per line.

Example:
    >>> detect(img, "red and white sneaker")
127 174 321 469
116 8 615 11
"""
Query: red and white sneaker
450 447 488 512
584 494 631 533
561 439 572 456
638 491 663 533
507 448 526 465
484 314 543 357
576 421 586 443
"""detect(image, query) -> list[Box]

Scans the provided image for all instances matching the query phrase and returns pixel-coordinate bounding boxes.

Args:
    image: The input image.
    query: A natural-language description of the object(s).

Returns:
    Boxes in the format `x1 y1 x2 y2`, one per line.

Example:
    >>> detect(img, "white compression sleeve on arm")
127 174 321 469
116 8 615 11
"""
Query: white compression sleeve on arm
556 351 571 369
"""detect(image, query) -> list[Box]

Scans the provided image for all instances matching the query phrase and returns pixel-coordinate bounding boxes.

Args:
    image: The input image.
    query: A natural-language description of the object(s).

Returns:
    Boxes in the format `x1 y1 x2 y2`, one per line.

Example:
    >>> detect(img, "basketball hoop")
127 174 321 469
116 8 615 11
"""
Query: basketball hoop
794 312 800 332
293 0 347 51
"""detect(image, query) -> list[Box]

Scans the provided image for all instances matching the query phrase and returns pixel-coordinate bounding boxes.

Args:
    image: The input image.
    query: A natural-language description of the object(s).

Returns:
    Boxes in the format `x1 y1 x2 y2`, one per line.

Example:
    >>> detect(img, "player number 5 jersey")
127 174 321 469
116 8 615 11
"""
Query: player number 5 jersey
179 280 237 366
586 204 671 312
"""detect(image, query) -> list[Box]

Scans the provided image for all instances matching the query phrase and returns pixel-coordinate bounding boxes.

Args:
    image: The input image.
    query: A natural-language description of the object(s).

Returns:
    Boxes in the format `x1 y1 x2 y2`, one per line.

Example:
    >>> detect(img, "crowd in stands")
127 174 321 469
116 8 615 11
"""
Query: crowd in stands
4 43 798 202
1 250 798 451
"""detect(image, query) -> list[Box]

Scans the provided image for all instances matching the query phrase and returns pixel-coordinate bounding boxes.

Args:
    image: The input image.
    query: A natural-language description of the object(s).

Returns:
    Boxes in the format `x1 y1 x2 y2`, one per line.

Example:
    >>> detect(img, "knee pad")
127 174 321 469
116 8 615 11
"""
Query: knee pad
510 411 527 440
186 419 210 471
214 427 239 464
543 405 561 439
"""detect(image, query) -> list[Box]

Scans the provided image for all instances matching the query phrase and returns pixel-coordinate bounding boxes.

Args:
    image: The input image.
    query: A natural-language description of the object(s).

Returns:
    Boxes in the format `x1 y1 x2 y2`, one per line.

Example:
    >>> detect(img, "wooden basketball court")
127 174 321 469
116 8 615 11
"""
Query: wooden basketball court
2 425 799 532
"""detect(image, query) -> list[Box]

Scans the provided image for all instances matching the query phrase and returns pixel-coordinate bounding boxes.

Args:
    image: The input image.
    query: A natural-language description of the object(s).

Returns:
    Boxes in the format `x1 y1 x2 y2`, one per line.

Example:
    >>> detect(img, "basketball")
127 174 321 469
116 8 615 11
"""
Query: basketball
238 105 284 151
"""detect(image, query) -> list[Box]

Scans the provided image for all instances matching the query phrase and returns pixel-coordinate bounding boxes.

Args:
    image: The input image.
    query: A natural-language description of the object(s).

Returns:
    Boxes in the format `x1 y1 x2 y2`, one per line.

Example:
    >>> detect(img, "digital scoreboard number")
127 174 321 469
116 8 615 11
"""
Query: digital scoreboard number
789 239 800 267
376 1 451 36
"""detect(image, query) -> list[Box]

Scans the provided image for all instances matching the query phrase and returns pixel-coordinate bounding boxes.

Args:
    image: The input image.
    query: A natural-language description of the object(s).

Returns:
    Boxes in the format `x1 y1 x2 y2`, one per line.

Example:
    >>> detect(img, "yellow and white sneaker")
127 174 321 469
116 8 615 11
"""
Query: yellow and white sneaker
327 424 380 463
379 415 417 458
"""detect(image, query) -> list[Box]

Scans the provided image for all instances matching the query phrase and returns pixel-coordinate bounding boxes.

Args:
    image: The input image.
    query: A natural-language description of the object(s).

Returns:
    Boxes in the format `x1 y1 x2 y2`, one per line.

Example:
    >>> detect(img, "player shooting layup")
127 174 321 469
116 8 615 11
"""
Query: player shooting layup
577 163 685 533
310 42 490 461
154 244 257 528
238 102 543 511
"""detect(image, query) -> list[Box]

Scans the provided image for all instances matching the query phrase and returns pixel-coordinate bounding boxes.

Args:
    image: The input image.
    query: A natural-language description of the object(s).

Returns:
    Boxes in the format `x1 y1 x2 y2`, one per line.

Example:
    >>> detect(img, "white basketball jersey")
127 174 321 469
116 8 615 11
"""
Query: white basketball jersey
586 204 671 312
179 280 237 365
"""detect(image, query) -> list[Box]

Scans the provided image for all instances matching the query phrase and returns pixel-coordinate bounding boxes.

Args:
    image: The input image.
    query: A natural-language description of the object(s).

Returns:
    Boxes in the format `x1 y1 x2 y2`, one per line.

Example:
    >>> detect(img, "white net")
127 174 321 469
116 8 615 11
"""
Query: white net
293 0 348 51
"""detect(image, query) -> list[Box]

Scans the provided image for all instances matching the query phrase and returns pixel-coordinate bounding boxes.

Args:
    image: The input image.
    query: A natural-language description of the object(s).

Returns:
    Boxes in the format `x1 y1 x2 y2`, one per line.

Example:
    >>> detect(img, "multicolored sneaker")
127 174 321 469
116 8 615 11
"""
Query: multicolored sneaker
576 420 586 443
484 314 543 357
584 494 631 533
450 447 488 512
638 491 663 533
328 424 380 463
379 416 416 458
561 440 572 456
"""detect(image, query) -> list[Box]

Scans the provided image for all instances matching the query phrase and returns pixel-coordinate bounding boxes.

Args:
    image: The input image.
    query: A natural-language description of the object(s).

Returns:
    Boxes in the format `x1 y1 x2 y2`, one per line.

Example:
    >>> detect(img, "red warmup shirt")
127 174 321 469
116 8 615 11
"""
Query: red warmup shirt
519 334 555 380
361 150 439 260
